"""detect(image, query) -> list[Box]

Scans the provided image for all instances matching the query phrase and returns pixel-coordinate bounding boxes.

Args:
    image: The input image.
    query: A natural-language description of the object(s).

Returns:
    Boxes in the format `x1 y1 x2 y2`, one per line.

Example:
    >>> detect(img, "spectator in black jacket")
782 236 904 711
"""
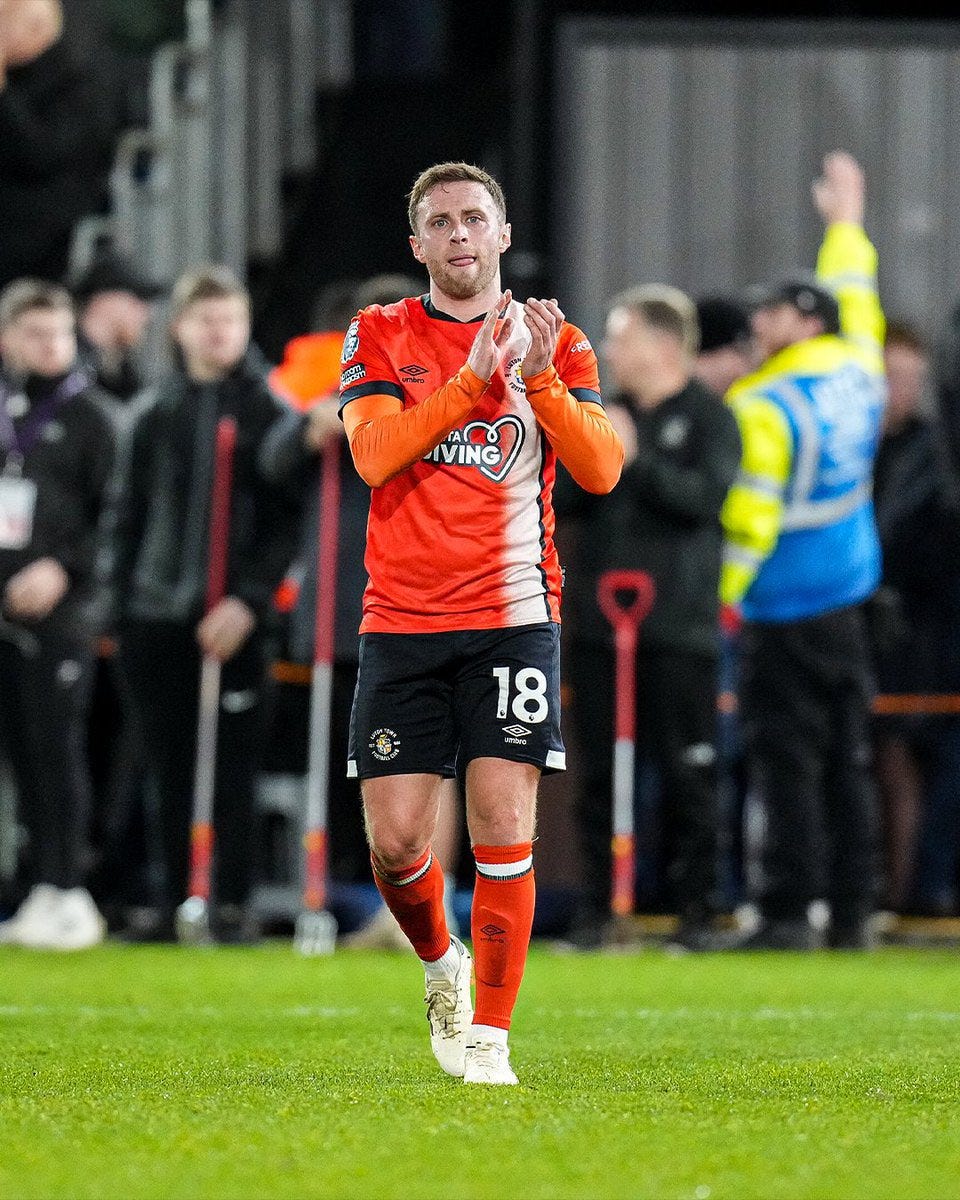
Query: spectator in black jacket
869 321 941 910
693 294 757 914
0 277 116 950
881 320 960 915
556 285 741 951
109 265 302 942
0 0 119 288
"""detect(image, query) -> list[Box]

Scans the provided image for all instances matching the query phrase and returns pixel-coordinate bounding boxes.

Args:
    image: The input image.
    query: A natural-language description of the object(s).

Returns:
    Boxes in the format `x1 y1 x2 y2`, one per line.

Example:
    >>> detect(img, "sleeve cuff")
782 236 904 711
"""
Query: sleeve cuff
461 364 492 392
522 365 560 395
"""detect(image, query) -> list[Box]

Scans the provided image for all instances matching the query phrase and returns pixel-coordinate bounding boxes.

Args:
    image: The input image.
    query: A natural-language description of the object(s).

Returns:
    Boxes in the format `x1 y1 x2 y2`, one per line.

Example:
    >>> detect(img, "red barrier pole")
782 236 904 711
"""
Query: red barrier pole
177 415 237 944
295 435 341 955
597 569 656 918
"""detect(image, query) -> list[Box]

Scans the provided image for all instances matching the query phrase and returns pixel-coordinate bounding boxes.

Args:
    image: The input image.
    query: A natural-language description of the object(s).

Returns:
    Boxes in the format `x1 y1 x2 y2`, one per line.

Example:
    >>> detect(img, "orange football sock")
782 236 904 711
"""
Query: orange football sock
471 843 535 1031
371 847 450 963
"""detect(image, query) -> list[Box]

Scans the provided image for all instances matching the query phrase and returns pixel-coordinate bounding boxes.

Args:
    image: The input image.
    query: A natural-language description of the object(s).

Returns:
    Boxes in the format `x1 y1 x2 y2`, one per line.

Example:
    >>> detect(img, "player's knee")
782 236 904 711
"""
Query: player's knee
468 798 534 846
366 824 431 873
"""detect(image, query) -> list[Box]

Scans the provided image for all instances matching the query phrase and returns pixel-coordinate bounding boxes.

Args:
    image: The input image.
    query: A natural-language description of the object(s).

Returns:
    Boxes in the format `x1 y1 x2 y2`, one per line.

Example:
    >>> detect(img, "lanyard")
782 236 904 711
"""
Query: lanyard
0 369 89 472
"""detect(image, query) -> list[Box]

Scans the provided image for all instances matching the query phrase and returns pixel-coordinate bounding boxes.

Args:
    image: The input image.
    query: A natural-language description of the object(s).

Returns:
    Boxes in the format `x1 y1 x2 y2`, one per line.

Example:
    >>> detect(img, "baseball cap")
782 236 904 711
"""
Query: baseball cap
71 252 165 302
695 296 752 354
747 273 841 336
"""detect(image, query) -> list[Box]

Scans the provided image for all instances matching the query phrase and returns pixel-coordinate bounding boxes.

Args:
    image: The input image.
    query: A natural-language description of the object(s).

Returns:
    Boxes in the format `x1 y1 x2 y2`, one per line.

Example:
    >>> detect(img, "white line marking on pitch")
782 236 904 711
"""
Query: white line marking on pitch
0 1005 370 1019
535 1007 960 1022
1 1005 957 1022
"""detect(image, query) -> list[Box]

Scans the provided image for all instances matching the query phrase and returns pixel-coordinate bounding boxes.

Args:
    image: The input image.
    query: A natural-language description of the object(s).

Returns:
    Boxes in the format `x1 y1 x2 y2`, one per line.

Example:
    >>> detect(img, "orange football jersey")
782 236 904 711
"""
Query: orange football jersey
339 295 604 634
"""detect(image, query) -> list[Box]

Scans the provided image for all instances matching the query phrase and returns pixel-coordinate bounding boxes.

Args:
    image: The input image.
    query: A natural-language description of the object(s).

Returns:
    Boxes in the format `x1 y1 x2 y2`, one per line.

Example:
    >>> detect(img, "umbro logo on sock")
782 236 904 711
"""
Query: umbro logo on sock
480 923 506 939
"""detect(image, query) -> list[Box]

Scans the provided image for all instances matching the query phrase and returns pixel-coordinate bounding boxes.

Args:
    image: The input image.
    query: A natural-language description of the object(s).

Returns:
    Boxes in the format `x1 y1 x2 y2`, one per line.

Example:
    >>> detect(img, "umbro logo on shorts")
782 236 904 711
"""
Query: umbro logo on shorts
502 724 531 737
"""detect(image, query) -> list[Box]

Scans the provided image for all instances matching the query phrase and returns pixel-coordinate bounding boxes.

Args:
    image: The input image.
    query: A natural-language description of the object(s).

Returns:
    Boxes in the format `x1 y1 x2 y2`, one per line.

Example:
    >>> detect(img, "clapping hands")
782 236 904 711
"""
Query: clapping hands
466 289 514 382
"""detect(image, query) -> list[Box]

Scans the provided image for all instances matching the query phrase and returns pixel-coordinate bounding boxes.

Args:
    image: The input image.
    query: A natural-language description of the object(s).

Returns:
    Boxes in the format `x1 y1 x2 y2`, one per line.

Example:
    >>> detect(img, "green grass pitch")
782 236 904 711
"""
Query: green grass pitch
2 941 959 1199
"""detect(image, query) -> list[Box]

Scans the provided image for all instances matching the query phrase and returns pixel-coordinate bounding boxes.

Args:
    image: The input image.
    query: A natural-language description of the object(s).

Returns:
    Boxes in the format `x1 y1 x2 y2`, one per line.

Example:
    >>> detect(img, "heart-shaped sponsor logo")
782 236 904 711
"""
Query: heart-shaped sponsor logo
462 414 525 482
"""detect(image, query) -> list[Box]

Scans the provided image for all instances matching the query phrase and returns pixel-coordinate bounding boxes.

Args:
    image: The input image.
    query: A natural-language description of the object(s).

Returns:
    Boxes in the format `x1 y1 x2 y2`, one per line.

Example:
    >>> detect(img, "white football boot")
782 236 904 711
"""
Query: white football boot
37 888 106 951
424 935 473 1076
0 884 60 945
463 1039 519 1086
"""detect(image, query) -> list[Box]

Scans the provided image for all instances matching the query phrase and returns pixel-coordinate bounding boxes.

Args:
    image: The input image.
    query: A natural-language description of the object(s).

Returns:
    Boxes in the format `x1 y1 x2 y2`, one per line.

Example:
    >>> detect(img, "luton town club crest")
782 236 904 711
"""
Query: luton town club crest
369 728 401 762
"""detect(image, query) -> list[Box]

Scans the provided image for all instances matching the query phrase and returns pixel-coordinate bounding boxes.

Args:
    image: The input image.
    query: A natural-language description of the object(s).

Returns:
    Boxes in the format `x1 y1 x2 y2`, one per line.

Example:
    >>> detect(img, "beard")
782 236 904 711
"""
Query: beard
429 251 499 301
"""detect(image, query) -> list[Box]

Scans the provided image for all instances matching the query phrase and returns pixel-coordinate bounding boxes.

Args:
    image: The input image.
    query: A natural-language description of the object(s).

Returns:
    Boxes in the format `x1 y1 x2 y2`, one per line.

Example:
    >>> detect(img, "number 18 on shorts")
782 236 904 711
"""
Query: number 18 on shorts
347 622 566 779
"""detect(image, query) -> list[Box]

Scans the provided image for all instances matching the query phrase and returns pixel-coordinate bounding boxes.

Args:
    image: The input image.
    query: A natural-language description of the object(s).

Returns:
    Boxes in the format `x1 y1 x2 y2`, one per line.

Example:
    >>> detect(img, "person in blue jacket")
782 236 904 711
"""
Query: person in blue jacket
721 150 887 950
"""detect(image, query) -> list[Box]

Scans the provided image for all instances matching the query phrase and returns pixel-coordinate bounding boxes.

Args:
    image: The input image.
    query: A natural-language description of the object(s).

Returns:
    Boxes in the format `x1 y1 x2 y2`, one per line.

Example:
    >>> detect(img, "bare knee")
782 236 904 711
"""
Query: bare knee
365 816 431 873
465 759 539 846
468 796 527 844
361 774 442 872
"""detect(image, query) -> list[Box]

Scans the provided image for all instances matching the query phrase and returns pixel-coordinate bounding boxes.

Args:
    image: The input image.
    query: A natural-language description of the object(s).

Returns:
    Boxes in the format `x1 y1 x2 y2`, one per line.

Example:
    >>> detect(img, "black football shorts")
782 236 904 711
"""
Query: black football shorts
347 622 565 780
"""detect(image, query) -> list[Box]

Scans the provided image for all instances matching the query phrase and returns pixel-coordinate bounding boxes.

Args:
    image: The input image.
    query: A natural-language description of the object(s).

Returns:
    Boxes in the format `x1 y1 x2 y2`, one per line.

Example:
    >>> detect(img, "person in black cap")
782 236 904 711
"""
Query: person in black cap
70 249 165 930
747 274 842 333
720 151 887 951
71 251 163 404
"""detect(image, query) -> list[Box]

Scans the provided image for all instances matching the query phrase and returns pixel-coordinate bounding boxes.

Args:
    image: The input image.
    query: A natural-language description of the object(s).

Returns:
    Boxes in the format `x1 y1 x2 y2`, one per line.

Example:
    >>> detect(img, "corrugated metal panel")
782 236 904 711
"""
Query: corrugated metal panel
554 19 960 348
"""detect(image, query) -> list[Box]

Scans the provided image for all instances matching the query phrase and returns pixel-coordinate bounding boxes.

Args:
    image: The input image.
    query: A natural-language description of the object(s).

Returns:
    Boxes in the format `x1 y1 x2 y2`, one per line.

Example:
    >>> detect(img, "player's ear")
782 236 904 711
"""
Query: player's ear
499 223 512 252
409 234 426 264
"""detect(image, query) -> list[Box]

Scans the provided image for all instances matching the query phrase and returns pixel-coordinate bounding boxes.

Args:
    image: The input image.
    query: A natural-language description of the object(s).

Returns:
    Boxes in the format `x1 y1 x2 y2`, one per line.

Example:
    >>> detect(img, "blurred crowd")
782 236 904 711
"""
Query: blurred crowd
2 0 960 954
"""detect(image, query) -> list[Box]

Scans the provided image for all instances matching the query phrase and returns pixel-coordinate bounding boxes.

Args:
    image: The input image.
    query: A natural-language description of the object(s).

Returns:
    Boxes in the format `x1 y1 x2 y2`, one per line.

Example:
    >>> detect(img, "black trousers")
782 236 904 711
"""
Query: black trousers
0 626 96 890
86 650 154 913
567 640 722 922
739 604 880 924
118 620 268 913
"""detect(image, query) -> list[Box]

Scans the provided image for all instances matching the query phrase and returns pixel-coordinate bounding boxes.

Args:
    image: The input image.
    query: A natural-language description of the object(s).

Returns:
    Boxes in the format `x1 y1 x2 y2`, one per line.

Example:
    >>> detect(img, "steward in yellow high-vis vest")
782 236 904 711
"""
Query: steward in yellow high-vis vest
720 225 886 620
721 151 886 952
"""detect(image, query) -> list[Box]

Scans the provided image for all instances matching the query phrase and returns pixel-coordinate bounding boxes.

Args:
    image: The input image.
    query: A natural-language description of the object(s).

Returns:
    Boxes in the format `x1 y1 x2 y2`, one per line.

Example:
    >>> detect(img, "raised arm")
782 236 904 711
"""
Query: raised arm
813 151 885 368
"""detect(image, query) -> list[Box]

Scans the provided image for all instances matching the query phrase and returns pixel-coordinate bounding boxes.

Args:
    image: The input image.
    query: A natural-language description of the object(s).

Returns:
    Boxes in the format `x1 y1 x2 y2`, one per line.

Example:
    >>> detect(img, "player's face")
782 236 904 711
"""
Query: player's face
409 181 511 301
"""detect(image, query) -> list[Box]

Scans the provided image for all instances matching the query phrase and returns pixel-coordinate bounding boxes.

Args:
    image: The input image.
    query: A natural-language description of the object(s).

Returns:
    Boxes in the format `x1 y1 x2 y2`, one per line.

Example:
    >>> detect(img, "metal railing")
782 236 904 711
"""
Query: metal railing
71 0 347 299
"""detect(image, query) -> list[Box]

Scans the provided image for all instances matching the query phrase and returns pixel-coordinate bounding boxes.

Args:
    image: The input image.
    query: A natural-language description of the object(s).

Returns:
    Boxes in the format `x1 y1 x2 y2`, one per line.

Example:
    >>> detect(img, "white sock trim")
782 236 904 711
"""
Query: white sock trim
422 938 461 980
469 1023 508 1046
475 854 533 879
375 853 434 888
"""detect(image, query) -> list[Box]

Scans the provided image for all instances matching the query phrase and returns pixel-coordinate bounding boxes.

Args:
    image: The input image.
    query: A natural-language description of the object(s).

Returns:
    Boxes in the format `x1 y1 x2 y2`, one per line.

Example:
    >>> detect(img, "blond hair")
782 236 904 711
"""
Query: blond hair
171 264 249 320
609 284 700 358
0 278 73 330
